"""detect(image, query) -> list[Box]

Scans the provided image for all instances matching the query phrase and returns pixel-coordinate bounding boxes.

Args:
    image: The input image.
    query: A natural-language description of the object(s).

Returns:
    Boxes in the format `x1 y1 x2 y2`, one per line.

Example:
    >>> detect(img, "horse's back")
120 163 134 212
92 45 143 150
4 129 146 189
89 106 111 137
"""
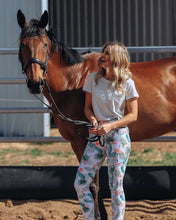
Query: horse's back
130 56 176 75
129 56 176 141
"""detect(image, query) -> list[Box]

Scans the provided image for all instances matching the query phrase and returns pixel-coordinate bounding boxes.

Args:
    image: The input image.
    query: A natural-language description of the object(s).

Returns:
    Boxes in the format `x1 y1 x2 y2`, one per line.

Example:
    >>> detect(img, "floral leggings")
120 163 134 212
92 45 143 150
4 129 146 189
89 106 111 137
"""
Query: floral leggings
74 127 131 220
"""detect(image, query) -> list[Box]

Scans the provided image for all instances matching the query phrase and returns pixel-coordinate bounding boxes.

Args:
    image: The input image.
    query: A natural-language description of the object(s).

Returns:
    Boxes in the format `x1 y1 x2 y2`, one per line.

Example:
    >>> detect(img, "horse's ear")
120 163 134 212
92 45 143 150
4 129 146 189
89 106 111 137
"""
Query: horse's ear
39 10 48 29
17 9 27 29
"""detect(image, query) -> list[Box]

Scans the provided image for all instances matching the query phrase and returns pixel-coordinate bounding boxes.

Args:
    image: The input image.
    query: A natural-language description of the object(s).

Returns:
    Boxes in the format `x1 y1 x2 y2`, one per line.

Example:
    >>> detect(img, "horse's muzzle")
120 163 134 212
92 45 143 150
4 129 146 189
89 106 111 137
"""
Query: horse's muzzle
27 78 45 94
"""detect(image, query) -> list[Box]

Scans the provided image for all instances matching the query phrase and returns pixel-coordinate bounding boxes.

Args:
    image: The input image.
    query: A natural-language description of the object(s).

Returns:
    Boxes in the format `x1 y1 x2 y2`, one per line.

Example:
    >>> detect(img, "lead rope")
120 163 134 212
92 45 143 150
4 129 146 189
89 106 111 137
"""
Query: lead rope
34 81 102 144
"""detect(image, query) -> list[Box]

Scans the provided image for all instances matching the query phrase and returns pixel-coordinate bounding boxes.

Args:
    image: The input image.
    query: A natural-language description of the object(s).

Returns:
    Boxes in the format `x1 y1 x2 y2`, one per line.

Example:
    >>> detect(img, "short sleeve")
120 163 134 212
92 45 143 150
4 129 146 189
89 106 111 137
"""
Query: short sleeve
126 78 139 100
82 72 96 93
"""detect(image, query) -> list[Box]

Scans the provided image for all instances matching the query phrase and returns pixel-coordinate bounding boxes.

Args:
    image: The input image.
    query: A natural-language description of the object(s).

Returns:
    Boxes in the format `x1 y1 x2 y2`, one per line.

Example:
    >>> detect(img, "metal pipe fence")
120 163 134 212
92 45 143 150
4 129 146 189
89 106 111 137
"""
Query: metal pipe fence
1 47 176 143
1 46 176 54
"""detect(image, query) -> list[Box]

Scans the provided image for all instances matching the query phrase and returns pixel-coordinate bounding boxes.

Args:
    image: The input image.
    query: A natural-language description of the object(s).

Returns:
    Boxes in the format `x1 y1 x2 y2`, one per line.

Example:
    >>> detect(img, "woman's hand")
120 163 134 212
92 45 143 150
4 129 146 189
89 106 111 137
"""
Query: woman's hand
96 123 112 136
90 117 98 127
89 117 98 134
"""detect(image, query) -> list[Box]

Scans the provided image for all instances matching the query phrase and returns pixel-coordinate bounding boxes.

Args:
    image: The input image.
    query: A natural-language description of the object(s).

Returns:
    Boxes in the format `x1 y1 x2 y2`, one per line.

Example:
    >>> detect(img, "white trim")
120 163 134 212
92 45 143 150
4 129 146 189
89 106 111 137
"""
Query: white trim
41 0 50 136
41 0 48 13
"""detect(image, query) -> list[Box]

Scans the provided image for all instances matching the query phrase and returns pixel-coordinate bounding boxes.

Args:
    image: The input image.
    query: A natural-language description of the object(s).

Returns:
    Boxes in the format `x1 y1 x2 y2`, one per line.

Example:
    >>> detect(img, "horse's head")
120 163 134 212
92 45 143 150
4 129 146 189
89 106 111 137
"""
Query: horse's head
17 10 50 94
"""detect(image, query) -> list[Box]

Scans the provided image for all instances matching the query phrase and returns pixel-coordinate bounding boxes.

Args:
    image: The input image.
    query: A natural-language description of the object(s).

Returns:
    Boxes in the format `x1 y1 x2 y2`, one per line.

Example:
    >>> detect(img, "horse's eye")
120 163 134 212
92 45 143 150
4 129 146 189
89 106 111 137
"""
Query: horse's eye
44 44 48 47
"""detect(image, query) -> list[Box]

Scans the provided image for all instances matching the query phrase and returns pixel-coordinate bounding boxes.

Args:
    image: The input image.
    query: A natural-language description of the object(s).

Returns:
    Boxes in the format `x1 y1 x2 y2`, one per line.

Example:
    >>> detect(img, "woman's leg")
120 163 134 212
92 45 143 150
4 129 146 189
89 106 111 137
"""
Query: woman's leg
106 128 131 220
74 139 106 220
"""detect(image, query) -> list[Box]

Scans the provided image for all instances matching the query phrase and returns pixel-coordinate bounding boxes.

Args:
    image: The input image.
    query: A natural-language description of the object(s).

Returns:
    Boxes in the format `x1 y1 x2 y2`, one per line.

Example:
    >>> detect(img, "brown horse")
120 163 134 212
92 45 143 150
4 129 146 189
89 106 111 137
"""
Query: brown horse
17 10 176 219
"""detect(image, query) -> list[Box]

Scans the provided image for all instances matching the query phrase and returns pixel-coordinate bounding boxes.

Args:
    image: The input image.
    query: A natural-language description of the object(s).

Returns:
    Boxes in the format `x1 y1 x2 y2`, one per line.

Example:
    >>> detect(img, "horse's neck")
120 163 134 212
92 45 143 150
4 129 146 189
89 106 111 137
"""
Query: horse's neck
47 52 100 92
47 63 85 92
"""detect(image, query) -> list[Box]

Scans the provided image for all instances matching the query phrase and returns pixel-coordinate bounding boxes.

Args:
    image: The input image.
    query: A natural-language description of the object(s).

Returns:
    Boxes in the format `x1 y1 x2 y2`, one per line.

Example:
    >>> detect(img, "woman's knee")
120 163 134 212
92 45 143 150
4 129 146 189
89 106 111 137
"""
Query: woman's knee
74 176 81 193
74 175 89 194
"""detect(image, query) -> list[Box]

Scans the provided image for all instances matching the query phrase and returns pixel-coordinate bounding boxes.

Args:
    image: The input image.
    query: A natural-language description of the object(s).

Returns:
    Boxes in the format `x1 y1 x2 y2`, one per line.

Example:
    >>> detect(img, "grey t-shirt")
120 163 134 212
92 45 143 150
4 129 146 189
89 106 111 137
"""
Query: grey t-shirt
83 72 139 121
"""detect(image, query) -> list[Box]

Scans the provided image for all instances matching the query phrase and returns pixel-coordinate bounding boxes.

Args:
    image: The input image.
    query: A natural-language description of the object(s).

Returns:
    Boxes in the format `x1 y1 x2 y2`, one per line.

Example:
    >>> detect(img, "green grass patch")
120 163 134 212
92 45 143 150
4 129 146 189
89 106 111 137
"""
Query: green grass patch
29 148 42 156
102 149 176 166
143 148 153 153
1 146 176 166
49 150 63 156
0 149 22 155
163 152 176 166
32 142 54 145
128 151 176 166
0 148 74 158
12 160 31 166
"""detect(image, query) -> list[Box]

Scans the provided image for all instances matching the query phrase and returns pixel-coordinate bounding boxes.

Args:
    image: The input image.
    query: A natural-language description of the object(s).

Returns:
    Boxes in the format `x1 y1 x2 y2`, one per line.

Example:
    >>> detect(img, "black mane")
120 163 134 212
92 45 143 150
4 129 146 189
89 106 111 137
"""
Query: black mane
19 19 85 65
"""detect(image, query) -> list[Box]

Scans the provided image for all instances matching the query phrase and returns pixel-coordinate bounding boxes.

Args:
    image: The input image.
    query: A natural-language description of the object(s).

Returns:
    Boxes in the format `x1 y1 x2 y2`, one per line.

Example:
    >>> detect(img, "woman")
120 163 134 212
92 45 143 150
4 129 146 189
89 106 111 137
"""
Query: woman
74 41 139 220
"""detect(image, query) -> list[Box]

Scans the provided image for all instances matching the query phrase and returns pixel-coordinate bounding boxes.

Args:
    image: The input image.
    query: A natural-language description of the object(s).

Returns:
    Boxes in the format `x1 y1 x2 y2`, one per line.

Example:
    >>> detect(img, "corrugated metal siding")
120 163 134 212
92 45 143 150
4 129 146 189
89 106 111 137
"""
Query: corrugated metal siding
49 0 174 62
0 0 50 137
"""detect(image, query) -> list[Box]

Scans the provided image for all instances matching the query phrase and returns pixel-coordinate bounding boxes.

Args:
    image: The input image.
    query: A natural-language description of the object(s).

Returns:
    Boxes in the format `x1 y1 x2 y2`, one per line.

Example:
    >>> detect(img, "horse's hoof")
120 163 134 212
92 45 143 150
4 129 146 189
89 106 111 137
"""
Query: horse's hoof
95 212 101 220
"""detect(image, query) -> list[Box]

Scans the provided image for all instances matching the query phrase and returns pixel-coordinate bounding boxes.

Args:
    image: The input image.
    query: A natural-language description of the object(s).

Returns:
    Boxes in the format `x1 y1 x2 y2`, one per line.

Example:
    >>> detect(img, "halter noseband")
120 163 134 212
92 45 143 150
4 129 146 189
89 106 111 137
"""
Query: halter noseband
22 44 49 77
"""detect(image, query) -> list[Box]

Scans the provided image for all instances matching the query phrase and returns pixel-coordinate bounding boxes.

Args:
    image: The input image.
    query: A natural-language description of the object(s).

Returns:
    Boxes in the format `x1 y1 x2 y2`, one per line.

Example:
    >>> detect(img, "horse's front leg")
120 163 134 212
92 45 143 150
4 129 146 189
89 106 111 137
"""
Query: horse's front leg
90 172 107 220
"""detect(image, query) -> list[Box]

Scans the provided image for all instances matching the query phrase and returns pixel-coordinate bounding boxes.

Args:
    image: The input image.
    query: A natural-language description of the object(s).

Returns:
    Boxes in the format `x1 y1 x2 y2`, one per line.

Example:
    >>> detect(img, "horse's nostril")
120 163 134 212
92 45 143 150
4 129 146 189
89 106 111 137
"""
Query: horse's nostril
26 78 45 94
27 79 33 88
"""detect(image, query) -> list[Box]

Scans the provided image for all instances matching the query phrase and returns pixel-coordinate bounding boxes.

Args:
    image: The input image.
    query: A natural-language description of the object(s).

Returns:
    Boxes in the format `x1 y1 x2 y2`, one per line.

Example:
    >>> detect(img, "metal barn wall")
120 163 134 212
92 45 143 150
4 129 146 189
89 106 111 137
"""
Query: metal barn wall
49 0 174 62
0 0 50 137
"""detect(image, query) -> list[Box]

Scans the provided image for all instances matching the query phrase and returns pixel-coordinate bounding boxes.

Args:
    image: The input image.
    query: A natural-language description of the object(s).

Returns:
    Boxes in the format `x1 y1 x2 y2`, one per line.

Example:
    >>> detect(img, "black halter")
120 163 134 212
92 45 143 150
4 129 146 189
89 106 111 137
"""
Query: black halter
22 44 49 76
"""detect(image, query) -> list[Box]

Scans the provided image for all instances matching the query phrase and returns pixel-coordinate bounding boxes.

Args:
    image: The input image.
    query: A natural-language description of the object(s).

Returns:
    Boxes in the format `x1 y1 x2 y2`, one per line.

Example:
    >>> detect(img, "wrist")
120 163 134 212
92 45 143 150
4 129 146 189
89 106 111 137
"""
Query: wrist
110 122 117 130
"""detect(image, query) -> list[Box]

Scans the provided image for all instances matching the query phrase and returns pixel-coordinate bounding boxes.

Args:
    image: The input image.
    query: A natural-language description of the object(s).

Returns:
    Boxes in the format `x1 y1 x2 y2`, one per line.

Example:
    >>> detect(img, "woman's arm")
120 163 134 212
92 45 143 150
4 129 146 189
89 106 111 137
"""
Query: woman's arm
84 92 98 127
97 97 138 135
111 97 138 129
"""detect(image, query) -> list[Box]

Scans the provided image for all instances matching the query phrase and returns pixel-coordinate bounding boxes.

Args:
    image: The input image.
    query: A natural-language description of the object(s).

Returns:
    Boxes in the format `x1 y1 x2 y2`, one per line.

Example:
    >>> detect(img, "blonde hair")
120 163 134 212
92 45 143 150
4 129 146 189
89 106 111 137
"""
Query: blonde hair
95 41 132 93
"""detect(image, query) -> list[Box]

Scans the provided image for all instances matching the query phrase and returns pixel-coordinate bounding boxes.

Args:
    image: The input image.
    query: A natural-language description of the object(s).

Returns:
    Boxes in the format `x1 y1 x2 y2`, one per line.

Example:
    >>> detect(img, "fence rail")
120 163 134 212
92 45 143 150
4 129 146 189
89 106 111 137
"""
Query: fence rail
0 135 175 143
0 78 25 84
1 46 176 55
0 136 67 143
0 107 51 114
1 47 176 143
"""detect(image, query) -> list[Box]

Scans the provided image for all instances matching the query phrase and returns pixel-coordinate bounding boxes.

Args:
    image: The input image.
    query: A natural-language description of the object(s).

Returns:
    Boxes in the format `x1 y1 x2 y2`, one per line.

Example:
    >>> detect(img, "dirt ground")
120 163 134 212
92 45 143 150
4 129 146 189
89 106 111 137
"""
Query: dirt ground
0 198 176 220
0 129 176 219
